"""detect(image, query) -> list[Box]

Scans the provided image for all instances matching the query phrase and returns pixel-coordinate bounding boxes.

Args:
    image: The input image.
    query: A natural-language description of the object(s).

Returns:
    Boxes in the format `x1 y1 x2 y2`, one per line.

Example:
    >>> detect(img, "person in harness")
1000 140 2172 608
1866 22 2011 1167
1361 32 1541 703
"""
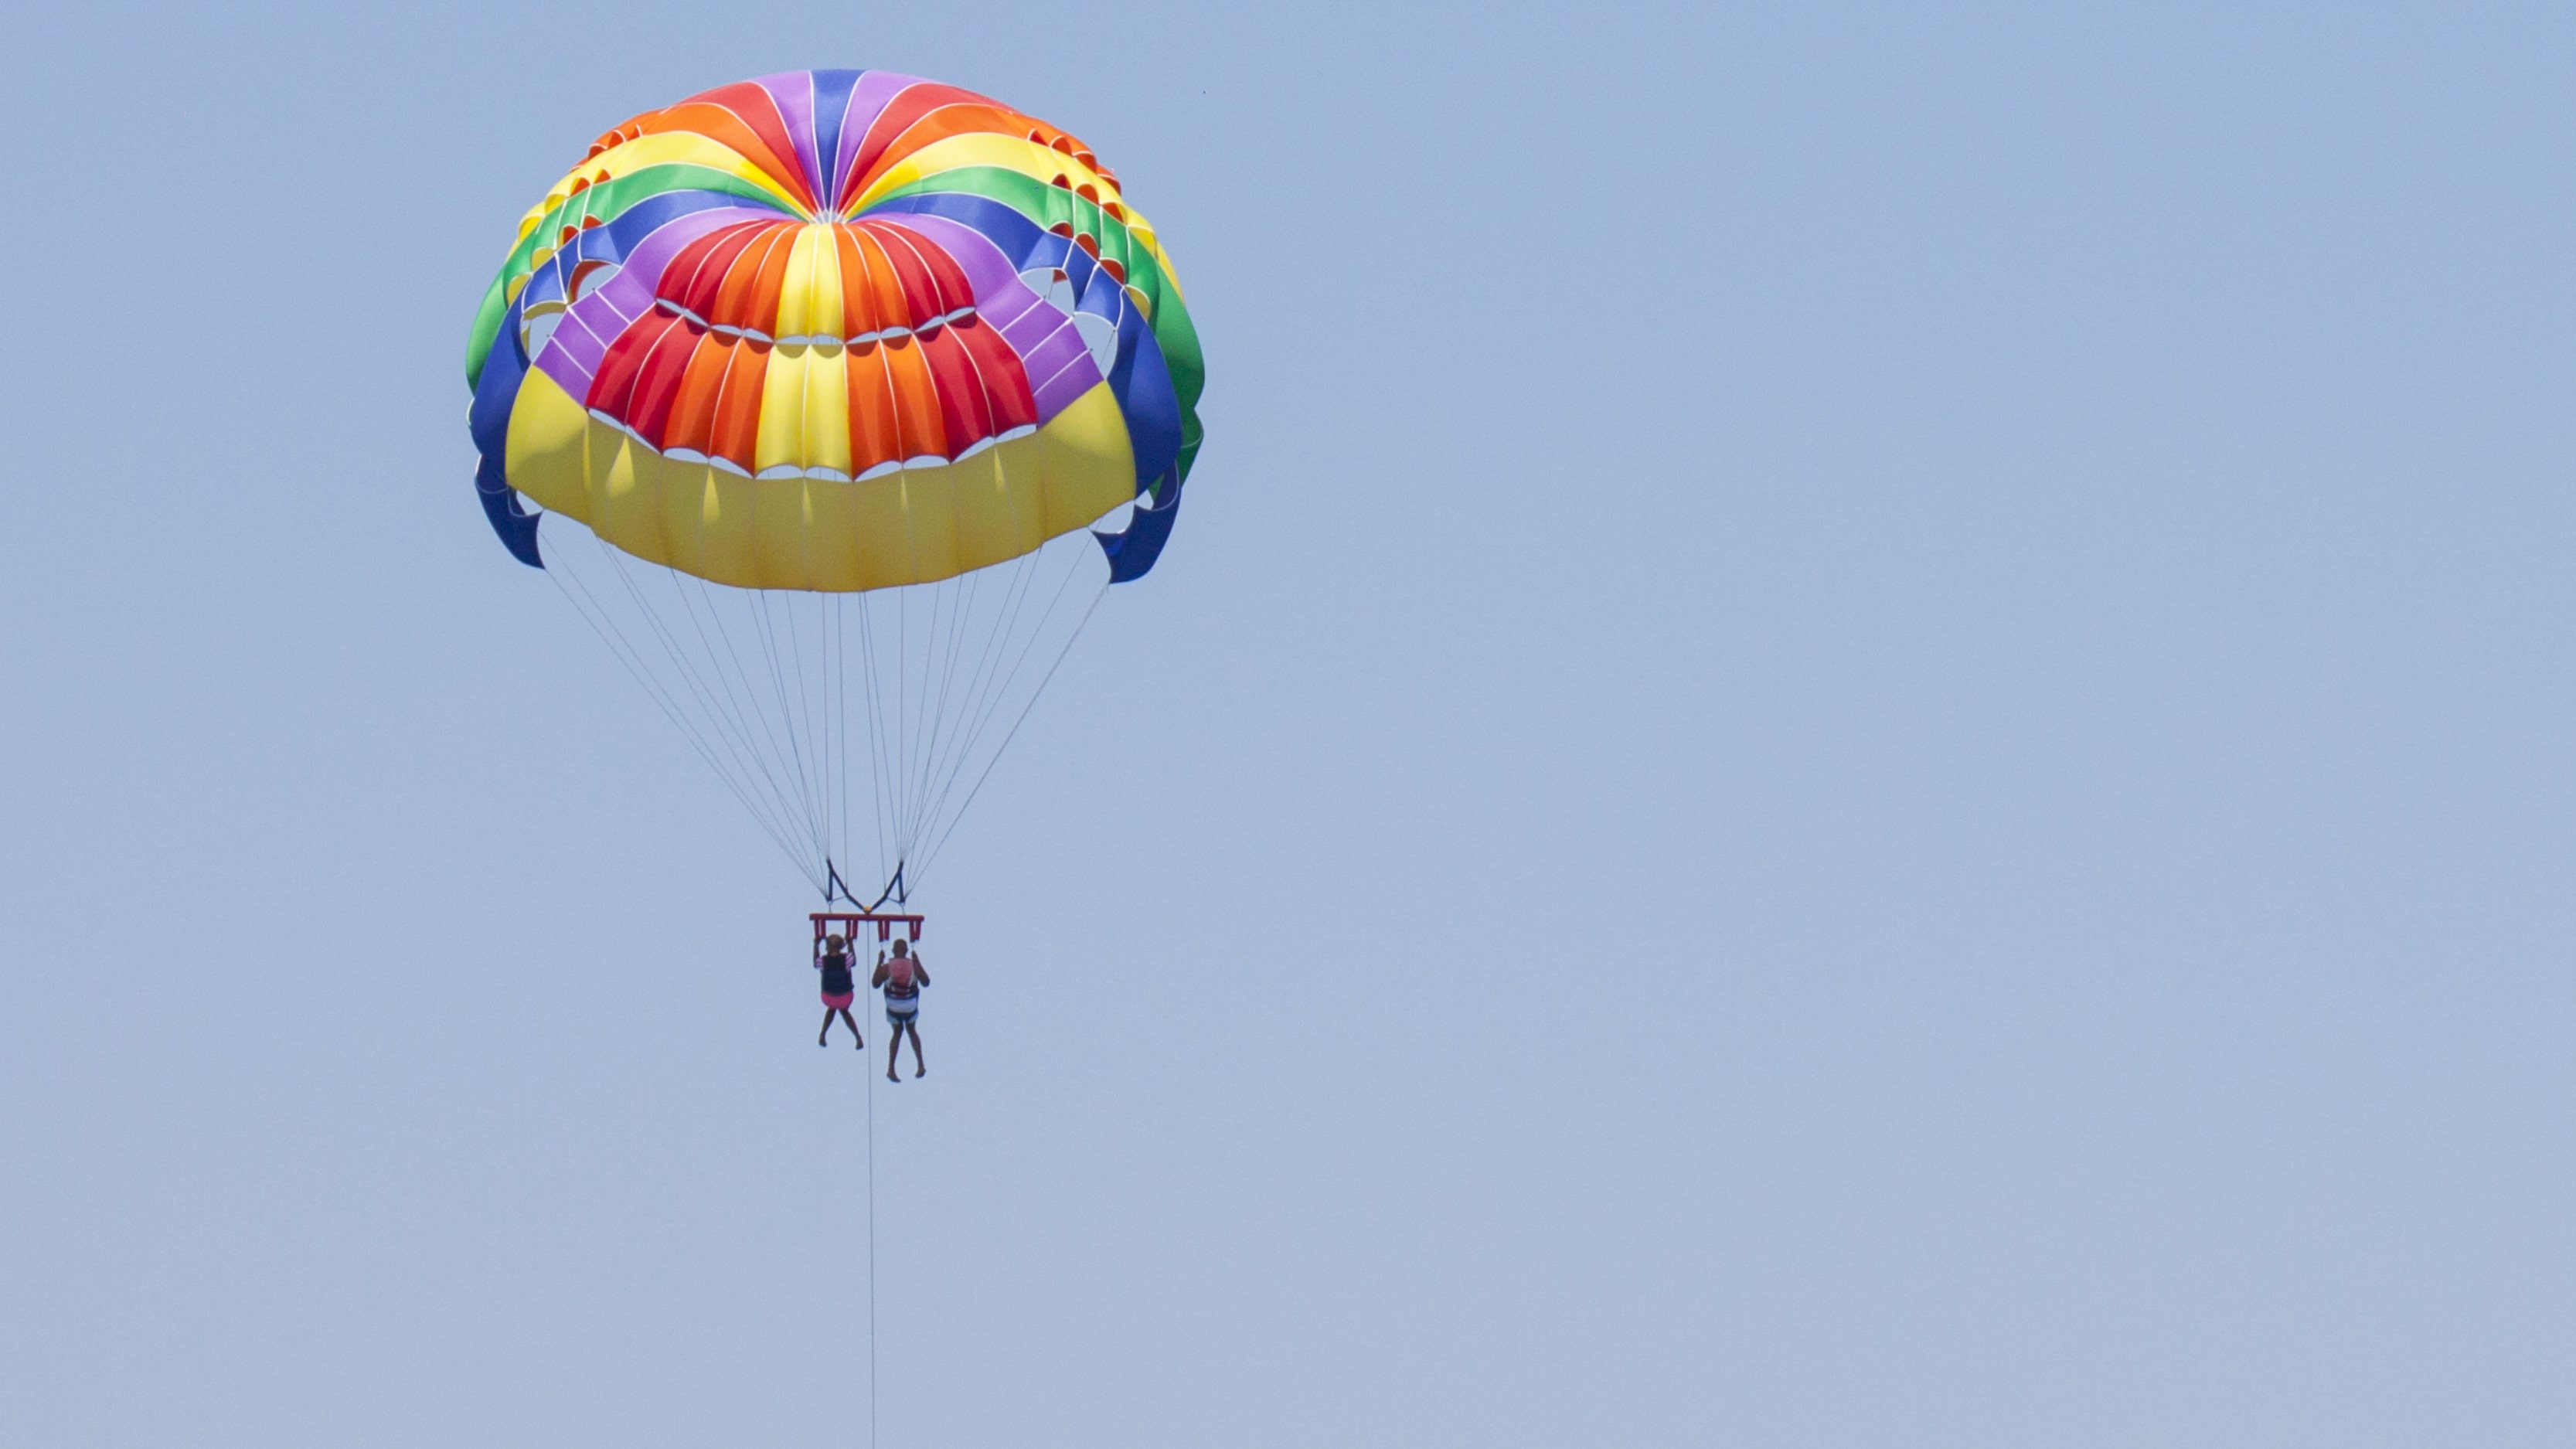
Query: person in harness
815 934 863 1049
873 938 928 1081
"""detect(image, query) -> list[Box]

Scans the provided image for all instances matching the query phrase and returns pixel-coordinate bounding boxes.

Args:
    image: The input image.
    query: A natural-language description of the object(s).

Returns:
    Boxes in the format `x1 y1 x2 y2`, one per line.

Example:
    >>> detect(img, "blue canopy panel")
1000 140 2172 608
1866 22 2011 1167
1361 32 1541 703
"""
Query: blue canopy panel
469 278 543 568
476 454 544 568
1095 464 1183 583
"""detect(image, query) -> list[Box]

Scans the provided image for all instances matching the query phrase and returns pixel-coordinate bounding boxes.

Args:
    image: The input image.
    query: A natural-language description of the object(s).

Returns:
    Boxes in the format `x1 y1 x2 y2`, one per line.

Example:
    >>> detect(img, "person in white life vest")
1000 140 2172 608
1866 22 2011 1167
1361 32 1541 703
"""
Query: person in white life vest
873 939 929 1082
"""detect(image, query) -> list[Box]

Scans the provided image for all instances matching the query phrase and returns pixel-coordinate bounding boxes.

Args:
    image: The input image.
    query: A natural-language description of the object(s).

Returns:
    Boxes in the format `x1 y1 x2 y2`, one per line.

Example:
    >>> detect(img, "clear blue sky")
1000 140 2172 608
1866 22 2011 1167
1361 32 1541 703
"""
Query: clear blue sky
4 2 2571 1444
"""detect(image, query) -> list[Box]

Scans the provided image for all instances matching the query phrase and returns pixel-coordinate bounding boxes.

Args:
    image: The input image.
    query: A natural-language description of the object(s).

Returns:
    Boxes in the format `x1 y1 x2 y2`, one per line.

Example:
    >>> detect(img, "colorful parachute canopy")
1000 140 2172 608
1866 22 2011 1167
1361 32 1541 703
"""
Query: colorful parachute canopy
465 73 1203 898
467 69 1203 590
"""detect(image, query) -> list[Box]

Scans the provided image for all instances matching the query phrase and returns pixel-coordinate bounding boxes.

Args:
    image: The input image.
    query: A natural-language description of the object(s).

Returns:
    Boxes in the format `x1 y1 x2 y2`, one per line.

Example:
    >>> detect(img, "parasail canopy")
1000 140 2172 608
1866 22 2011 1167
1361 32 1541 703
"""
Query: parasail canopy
465 70 1205 899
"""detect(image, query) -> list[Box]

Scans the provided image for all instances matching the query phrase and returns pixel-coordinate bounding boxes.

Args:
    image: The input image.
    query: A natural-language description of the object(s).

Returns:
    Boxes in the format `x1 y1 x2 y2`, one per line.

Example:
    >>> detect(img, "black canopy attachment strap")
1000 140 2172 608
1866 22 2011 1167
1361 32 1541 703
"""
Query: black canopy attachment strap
824 858 908 912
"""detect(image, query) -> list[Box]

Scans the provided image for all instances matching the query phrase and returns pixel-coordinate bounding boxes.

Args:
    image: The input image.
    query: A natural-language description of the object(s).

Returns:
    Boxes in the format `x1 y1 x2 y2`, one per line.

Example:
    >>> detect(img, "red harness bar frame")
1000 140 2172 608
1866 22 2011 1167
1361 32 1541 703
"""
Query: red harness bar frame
812 911 924 947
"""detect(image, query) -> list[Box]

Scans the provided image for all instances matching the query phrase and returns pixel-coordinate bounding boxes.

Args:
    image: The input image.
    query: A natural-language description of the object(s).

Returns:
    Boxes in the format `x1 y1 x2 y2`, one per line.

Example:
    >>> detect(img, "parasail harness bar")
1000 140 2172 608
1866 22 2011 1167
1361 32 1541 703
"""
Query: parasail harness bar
815 862 920 944
813 910 924 947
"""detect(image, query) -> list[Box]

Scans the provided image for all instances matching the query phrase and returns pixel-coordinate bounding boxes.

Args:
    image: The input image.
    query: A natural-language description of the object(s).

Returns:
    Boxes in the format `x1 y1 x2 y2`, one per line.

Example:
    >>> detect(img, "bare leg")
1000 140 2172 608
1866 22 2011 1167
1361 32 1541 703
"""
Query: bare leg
818 1009 834 1046
836 1008 864 1048
907 1022 925 1077
886 1026 903 1081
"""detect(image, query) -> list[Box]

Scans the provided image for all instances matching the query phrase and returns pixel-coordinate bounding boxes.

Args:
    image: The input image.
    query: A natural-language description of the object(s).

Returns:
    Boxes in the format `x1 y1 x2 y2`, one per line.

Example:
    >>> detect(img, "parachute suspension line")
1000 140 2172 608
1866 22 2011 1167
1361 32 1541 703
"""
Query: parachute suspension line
815 597 837 875
546 505 1108 900
841 596 863 895
779 592 832 868
544 553 820 889
783 597 826 866
592 538 794 845
570 541 818 874
660 566 829 869
850 598 863 885
854 592 896 892
903 574 960 861
915 571 1111 884
827 596 843 877
927 570 989 838
833 595 862 899
961 551 1067 768
821 599 838 894
597 540 818 879
750 593 828 867
891 481 931 875
899 575 961 861
665 567 818 859
919 563 999 849
910 542 1101 877
895 570 910 878
740 592 806 859
897 573 961 862
910 541 1084 860
905 553 1036 861
790 593 822 869
657 574 781 824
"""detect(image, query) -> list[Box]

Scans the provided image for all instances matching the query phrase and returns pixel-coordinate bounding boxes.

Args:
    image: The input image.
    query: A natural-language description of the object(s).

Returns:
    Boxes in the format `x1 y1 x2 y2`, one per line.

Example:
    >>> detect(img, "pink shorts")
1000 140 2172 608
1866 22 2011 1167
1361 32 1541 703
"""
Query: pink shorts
822 991 855 1010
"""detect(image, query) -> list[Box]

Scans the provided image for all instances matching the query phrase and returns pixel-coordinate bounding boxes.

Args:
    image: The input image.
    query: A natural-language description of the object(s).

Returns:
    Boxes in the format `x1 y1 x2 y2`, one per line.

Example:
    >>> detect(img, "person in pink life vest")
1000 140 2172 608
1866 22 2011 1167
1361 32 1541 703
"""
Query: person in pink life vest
815 934 863 1049
873 939 929 1081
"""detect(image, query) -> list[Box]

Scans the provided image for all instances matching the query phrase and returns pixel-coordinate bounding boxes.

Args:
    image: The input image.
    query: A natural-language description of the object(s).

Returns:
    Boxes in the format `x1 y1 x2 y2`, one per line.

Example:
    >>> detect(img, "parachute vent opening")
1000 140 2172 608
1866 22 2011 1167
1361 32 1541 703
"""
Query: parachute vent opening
520 303 565 358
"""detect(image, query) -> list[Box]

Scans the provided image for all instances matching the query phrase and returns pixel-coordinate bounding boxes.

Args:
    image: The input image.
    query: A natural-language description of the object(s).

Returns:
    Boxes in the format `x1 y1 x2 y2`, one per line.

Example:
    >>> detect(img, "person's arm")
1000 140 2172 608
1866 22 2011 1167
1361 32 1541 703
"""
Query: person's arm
870 954 889 988
914 960 929 987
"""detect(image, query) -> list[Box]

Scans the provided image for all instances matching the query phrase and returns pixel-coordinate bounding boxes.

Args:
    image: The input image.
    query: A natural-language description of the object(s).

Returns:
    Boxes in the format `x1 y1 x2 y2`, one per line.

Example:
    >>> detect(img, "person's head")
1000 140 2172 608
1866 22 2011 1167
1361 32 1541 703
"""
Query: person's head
892 939 908 957
825 934 846 951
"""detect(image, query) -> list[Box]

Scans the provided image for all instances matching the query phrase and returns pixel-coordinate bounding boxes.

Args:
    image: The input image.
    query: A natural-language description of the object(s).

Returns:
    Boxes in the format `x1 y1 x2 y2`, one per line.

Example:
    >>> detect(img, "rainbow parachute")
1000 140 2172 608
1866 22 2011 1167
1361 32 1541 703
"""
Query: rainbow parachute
465 72 1203 899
